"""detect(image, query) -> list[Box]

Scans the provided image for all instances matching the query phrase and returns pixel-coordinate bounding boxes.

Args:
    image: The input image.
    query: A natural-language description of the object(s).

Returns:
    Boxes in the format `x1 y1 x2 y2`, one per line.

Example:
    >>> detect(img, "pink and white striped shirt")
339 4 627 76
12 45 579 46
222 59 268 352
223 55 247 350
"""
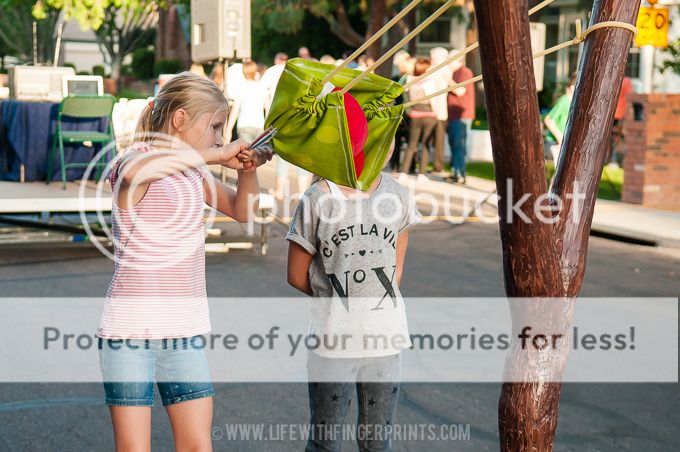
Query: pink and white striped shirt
97 142 212 339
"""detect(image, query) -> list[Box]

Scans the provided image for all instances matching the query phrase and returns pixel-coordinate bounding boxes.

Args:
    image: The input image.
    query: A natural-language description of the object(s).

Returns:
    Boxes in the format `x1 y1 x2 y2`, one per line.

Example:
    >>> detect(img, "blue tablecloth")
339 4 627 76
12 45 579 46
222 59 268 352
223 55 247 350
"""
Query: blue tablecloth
0 99 111 182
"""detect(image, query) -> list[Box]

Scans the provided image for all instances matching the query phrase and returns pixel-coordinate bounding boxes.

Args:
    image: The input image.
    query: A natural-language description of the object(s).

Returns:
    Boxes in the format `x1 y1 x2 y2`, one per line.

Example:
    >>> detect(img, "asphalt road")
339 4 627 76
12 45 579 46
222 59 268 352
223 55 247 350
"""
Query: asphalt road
0 221 678 451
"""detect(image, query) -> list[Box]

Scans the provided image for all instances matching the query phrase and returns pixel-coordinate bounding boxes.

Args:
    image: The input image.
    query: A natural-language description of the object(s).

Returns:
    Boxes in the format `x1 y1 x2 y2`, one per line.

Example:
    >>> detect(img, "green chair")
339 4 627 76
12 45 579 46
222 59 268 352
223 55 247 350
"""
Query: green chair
47 95 116 189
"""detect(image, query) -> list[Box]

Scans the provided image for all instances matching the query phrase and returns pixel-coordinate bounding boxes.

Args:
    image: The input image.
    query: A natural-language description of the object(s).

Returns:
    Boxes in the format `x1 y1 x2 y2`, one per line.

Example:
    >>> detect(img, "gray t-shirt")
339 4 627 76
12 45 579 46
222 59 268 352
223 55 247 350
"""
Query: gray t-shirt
286 174 420 358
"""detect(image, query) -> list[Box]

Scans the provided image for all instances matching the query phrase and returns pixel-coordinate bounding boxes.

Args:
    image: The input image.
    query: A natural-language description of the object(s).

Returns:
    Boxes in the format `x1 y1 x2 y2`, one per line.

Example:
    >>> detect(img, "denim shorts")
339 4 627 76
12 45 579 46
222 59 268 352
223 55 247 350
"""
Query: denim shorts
98 336 215 407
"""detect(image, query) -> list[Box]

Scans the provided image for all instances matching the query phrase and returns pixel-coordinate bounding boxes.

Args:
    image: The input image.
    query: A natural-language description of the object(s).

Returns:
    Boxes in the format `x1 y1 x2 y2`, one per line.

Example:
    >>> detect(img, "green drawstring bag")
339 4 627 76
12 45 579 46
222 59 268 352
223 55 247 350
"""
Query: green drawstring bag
264 58 405 191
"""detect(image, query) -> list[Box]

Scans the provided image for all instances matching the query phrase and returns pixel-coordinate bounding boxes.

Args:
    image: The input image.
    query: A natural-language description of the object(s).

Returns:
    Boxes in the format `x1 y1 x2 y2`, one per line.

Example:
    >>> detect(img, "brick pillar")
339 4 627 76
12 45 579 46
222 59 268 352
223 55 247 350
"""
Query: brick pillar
622 93 680 211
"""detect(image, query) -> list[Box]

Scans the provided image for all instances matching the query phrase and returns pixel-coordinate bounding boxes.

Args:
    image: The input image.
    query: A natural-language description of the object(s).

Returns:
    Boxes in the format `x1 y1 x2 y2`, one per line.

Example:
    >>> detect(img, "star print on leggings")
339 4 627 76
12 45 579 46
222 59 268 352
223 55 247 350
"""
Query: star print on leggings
331 394 339 402
368 398 376 406
392 386 398 394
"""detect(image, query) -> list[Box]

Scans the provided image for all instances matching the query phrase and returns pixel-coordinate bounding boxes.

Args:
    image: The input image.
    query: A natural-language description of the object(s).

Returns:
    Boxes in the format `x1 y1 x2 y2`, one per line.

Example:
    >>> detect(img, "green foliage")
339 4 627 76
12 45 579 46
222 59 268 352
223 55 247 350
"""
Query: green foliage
92 64 106 77
34 0 167 32
154 58 182 76
0 0 60 63
63 62 77 71
34 1 161 81
76 70 90 75
465 161 622 201
131 47 155 80
250 1 462 68
538 79 557 111
116 88 152 100
661 39 680 77
252 10 359 64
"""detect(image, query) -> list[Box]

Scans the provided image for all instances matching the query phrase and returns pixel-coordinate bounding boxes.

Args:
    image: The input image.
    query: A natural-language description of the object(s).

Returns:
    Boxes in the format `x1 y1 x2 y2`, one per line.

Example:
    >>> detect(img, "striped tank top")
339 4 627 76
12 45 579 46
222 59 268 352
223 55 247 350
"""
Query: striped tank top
97 142 212 339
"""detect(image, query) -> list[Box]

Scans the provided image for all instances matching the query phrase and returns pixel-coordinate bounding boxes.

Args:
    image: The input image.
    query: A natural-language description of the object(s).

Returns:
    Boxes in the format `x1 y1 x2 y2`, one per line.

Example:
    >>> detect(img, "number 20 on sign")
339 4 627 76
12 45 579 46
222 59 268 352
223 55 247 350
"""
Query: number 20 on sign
635 6 669 48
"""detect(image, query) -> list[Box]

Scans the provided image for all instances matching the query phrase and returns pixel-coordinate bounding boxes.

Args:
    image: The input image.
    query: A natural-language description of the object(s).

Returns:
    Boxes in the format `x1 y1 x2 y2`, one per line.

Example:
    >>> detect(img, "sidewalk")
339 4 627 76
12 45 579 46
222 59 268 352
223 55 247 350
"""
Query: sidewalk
402 173 680 249
256 160 680 249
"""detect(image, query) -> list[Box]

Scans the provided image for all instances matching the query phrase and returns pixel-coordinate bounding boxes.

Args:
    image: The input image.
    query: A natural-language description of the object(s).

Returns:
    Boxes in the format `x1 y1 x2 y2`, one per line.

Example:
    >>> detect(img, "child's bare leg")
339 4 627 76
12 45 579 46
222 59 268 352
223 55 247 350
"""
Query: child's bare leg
166 397 214 452
109 406 152 452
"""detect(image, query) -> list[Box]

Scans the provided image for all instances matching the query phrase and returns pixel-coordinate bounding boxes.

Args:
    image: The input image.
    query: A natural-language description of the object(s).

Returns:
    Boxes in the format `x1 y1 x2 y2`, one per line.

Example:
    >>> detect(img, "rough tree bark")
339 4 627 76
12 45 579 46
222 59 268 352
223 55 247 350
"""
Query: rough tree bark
471 0 640 450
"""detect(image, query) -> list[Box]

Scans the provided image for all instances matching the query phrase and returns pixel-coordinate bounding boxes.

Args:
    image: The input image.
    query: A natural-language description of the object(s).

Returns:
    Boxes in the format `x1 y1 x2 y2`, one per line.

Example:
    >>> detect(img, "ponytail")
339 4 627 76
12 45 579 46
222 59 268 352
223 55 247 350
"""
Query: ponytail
135 103 156 142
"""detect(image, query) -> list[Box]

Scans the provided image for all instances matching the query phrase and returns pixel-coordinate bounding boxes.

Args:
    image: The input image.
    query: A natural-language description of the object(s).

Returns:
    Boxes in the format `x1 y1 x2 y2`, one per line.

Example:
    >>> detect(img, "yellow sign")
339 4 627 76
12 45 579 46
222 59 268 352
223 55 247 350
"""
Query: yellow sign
635 6 669 48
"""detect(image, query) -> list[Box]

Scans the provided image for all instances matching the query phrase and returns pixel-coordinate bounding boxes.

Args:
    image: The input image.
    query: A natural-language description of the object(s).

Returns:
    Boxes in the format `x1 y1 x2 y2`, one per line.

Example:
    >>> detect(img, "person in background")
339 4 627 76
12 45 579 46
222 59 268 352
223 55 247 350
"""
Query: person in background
428 47 451 177
357 54 375 71
298 46 312 60
261 52 311 199
357 54 369 70
389 51 413 172
261 52 289 112
209 64 224 90
319 54 336 65
227 62 248 97
447 49 476 184
399 58 438 181
609 75 633 167
543 72 576 168
256 63 267 80
190 63 208 79
225 61 266 143
342 50 359 69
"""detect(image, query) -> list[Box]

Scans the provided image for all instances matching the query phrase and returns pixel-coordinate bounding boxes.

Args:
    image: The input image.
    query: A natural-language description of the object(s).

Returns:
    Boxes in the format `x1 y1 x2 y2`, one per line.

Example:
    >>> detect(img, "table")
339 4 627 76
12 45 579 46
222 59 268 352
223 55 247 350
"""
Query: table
0 99 110 182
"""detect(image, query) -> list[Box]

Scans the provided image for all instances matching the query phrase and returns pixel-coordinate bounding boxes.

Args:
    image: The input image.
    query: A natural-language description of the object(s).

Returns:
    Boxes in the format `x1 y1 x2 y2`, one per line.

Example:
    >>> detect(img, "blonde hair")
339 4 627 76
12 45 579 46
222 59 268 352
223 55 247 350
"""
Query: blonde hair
136 72 228 142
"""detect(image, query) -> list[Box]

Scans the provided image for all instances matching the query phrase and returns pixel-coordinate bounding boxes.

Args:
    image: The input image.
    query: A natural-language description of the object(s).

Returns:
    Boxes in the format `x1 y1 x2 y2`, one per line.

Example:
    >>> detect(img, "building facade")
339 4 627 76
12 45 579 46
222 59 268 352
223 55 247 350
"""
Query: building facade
415 0 680 93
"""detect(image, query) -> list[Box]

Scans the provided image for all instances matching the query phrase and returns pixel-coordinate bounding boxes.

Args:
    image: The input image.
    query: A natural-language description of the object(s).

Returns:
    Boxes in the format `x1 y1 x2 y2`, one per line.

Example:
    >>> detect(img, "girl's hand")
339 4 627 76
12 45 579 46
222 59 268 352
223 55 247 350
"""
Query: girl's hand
236 145 274 173
217 139 250 169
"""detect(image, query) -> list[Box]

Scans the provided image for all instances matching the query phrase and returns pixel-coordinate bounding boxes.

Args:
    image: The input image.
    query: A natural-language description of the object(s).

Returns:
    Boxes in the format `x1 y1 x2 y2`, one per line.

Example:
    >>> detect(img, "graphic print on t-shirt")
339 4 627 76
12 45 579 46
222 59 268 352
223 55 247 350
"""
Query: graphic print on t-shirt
322 222 400 312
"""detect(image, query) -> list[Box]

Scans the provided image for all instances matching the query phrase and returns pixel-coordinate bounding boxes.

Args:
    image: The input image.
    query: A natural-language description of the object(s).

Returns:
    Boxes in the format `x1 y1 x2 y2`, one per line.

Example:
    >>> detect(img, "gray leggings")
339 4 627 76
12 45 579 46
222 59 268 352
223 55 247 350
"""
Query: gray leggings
306 352 401 452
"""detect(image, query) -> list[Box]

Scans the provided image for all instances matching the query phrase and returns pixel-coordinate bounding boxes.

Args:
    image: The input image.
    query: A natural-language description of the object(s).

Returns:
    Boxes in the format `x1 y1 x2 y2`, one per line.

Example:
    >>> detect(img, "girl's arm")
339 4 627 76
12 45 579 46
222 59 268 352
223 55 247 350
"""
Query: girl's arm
395 231 410 287
116 140 248 209
203 170 259 222
203 147 273 221
287 242 314 296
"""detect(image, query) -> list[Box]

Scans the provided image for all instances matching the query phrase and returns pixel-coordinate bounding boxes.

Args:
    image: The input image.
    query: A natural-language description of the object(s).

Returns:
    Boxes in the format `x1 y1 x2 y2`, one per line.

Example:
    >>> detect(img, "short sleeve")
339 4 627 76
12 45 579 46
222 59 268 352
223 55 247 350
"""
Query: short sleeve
285 192 319 255
197 165 212 180
399 189 421 233
109 142 152 190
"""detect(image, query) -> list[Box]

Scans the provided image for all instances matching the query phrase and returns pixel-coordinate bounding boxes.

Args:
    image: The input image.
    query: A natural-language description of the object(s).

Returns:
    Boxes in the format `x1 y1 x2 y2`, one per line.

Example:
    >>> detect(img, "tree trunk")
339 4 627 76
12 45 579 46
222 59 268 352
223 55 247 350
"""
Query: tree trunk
550 0 641 296
366 0 386 61
472 0 640 450
111 54 123 93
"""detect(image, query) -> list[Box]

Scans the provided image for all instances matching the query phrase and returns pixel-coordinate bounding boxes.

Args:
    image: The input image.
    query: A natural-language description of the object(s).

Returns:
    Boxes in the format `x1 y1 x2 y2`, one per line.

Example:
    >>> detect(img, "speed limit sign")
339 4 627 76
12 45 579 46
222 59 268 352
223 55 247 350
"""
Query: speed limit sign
635 6 669 48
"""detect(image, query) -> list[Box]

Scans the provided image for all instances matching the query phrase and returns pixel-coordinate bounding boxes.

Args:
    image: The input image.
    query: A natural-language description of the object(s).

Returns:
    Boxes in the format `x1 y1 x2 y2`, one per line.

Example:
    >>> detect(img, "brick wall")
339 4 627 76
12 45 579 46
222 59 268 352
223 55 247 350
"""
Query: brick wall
622 93 680 211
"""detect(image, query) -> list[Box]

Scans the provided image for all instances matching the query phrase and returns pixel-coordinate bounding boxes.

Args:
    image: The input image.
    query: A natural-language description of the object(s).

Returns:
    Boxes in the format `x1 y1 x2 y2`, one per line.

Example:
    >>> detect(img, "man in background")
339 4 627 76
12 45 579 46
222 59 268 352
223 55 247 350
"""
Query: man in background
543 73 576 169
447 49 475 184
261 52 289 115
428 47 451 177
298 47 312 60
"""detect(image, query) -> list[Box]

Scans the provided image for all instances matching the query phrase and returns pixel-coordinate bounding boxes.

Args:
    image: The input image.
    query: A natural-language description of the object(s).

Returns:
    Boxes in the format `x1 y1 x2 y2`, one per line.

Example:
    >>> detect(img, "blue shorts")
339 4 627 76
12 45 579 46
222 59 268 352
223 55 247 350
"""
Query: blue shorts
98 336 215 407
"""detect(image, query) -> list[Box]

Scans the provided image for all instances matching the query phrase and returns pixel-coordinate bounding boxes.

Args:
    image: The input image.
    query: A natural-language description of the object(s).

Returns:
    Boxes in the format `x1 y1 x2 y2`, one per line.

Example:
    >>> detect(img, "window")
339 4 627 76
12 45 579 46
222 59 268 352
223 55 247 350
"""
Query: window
625 49 640 78
416 5 456 45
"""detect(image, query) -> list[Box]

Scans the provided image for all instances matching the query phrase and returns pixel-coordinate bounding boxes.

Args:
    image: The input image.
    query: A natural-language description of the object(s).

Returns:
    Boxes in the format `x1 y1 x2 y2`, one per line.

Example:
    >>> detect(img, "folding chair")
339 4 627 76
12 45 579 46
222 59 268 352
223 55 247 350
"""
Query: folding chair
47 95 116 189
